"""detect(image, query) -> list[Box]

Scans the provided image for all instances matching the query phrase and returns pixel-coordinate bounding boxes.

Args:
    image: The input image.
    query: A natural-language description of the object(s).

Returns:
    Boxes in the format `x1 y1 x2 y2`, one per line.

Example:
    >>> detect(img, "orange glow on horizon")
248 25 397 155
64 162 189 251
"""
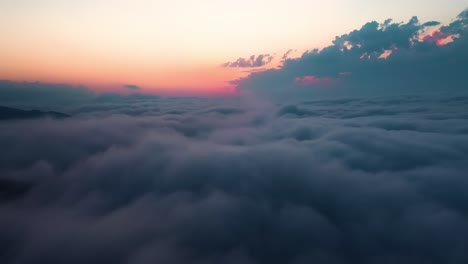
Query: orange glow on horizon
0 40 283 95
0 51 246 95
1 1 465 95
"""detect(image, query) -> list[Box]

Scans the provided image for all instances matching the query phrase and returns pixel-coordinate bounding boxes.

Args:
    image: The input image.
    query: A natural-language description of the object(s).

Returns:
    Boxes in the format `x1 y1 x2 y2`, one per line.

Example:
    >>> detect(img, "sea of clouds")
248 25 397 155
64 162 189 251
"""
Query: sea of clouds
1 90 468 264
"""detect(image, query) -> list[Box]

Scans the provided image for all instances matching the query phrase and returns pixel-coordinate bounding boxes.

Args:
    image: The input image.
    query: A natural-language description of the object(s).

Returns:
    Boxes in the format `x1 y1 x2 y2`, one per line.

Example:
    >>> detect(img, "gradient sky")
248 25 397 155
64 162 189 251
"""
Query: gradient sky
0 0 466 94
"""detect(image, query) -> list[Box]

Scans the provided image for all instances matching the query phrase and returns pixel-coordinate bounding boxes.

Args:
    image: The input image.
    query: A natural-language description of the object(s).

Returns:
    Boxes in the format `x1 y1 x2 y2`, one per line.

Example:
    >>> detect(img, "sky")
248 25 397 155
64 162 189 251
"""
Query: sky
0 0 467 94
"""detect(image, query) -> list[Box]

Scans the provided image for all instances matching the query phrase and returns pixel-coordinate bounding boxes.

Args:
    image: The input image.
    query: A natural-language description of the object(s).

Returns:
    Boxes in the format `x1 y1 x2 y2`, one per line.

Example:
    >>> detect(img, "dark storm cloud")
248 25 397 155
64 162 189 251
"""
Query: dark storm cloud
223 54 274 68
234 9 468 97
1 91 468 264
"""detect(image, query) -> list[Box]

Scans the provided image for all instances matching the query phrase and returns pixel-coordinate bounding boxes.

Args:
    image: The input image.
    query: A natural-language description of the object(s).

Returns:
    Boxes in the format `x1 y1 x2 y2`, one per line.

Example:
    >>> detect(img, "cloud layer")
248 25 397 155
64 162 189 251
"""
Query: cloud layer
1 91 468 264
235 10 468 97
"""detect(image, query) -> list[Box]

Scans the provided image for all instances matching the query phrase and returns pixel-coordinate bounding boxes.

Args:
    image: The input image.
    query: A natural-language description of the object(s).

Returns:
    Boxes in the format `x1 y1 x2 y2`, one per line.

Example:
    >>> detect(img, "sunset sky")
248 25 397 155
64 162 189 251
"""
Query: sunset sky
0 0 467 94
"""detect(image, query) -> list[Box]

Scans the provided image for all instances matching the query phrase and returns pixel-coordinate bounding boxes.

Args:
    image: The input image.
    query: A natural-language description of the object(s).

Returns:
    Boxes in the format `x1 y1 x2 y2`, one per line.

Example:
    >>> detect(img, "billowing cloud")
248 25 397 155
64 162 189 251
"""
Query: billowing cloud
1 86 468 263
234 9 468 97
223 54 274 68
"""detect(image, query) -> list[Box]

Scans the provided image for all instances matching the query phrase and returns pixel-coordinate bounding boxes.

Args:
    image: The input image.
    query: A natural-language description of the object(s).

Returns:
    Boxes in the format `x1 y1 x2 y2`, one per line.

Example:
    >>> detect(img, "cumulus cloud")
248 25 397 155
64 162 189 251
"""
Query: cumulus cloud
223 54 274 68
1 89 468 263
234 9 468 98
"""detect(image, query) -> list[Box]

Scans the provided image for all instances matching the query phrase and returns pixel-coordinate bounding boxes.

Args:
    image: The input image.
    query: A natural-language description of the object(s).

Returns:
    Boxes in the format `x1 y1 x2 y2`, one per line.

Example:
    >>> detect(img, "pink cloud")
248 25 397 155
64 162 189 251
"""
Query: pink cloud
293 75 336 87
378 50 393 59
422 30 455 47
360 53 371 60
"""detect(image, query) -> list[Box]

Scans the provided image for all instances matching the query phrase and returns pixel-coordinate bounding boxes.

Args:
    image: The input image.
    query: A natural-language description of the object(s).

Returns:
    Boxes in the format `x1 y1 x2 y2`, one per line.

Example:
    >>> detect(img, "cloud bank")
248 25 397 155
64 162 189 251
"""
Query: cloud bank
1 91 468 264
235 10 468 97
0 80 95 110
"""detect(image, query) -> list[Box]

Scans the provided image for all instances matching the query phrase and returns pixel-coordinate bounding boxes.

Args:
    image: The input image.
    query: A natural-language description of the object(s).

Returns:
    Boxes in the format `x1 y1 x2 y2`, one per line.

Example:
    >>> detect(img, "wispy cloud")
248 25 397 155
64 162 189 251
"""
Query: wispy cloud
222 54 274 68
281 49 293 60
124 84 141 90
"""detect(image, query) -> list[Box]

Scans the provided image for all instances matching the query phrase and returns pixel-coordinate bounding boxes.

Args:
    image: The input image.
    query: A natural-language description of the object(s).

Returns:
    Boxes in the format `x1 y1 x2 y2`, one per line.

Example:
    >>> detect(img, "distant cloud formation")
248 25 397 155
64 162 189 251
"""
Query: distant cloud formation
0 80 95 109
124 84 141 90
0 81 162 116
234 9 468 97
223 54 274 68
